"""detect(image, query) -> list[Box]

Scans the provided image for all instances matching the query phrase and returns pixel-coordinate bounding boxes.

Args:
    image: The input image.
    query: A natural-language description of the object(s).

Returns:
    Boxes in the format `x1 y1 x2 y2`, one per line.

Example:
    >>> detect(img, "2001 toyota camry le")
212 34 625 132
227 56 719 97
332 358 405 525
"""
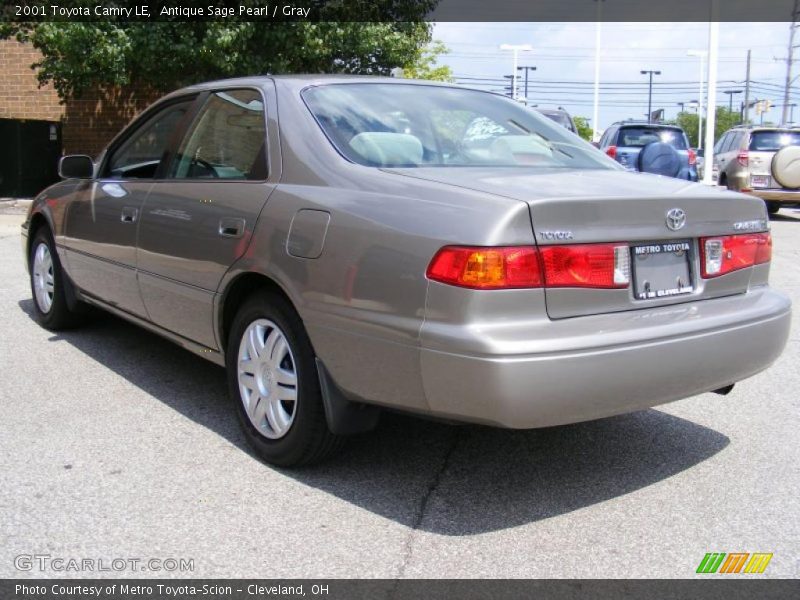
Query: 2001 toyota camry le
22 76 792 466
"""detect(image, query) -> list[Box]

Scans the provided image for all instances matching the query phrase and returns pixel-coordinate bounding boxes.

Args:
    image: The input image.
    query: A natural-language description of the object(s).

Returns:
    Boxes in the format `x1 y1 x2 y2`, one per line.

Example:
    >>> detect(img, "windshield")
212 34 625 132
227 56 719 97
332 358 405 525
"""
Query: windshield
617 127 688 150
302 84 616 169
748 131 800 151
539 111 576 133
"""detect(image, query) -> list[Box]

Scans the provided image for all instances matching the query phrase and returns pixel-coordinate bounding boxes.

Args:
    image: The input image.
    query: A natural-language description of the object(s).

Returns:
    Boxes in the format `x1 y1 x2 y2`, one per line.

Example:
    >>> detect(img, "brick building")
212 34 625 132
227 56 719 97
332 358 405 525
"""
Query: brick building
1 39 160 195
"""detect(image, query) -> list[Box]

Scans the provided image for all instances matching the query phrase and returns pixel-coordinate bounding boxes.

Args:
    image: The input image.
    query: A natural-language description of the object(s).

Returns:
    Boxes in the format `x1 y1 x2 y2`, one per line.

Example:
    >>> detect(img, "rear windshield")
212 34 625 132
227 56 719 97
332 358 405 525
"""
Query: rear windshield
302 83 616 170
617 127 688 150
748 131 800 151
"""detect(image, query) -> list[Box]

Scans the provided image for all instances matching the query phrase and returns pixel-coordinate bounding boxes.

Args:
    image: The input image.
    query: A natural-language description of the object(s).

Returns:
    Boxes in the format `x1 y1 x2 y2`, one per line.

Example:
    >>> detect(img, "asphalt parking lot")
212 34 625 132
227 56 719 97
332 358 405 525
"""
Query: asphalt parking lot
0 208 798 579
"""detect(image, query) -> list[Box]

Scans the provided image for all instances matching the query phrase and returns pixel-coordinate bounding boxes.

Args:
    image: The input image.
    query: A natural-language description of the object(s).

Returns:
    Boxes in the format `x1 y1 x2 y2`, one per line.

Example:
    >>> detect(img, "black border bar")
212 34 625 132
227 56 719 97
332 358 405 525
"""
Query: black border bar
1 0 799 23
2 579 800 600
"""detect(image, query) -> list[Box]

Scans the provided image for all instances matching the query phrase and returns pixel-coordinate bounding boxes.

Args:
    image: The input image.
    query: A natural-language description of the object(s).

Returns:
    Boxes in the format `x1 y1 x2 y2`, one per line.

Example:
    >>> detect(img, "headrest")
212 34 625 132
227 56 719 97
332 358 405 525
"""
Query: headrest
349 132 424 166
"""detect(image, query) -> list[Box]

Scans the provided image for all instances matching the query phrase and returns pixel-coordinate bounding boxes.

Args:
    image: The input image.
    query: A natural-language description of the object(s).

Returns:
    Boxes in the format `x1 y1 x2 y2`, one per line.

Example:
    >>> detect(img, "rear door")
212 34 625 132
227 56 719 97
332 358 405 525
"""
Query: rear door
62 98 195 316
136 87 276 348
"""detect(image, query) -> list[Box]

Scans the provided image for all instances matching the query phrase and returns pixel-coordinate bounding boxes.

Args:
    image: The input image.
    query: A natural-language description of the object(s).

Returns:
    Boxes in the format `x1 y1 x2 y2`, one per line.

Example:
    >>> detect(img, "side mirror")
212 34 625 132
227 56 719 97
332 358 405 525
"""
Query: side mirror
59 155 94 179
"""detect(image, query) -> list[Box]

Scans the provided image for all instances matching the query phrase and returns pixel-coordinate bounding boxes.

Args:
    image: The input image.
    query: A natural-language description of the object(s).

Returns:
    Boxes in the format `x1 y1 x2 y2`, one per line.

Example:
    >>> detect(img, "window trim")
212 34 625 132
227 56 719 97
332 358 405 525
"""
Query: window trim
160 86 270 184
98 93 204 181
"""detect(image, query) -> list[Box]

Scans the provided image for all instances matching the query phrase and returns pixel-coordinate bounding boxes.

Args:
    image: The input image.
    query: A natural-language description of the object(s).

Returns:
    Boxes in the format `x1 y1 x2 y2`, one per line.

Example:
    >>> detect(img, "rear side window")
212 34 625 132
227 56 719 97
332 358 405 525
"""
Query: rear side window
617 127 688 150
170 89 267 180
748 131 800 151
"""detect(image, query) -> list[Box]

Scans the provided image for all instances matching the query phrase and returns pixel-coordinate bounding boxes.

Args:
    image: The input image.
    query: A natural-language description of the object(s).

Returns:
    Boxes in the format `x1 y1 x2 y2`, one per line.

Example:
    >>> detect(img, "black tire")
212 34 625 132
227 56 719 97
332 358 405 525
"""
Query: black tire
766 201 781 215
226 290 343 467
28 228 84 330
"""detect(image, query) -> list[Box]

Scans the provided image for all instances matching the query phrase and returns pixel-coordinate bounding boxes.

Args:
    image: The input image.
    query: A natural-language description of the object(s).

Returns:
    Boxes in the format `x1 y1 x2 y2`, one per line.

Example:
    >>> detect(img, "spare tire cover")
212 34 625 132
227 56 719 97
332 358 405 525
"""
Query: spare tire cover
771 145 800 189
637 141 682 177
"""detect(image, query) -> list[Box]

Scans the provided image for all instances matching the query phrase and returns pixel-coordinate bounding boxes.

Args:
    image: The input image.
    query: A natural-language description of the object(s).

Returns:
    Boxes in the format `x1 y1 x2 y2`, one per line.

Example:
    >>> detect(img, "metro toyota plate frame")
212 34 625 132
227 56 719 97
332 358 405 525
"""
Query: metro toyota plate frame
632 240 694 300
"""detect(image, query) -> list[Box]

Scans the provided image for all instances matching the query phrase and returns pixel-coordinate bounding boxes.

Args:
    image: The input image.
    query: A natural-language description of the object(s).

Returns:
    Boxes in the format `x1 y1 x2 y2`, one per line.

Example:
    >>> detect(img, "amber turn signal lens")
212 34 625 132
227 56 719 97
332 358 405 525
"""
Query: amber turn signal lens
426 246 543 289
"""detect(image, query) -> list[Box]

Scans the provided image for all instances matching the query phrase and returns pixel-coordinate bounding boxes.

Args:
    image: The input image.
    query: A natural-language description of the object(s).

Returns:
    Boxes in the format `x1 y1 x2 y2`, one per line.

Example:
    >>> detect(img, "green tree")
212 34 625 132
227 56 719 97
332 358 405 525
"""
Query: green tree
573 116 593 141
2 1 437 98
671 107 742 148
402 40 453 82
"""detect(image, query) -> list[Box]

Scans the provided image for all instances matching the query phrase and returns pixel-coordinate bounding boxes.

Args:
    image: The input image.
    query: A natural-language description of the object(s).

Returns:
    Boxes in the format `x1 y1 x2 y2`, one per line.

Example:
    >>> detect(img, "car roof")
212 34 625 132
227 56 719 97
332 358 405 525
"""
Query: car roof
614 121 682 130
166 74 463 98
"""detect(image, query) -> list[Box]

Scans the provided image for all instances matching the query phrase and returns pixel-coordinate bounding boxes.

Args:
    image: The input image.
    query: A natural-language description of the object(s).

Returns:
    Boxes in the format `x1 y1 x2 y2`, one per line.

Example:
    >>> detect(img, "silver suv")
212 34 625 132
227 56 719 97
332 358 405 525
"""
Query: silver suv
711 126 800 214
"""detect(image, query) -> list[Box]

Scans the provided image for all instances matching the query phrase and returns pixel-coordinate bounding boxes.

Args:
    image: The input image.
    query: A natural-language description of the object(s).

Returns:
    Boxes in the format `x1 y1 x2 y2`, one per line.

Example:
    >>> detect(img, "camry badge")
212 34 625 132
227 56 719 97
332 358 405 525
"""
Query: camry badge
666 208 686 231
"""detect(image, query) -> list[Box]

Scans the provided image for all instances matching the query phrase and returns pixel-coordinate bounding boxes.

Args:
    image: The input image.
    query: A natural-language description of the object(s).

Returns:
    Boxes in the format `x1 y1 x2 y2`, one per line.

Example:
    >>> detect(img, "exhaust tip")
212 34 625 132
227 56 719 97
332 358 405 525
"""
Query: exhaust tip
712 384 735 396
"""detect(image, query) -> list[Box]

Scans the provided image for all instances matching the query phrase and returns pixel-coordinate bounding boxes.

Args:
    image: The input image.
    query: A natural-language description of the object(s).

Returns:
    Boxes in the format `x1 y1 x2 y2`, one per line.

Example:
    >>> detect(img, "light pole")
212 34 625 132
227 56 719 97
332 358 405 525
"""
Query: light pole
640 70 661 123
724 90 743 112
688 50 707 150
499 44 533 101
592 0 605 141
788 102 798 123
517 65 537 105
677 102 686 114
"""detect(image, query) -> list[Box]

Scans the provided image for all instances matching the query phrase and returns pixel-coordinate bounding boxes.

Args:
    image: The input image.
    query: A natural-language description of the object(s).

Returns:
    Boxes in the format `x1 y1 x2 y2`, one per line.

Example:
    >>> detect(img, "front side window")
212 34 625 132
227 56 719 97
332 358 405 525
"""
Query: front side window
170 90 267 180
302 84 615 170
714 132 729 154
106 100 193 179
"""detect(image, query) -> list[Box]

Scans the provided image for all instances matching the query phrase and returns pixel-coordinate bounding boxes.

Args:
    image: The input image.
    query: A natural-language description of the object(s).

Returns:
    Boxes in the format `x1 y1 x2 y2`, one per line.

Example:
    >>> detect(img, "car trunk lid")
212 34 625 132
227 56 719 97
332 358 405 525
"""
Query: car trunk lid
385 167 769 319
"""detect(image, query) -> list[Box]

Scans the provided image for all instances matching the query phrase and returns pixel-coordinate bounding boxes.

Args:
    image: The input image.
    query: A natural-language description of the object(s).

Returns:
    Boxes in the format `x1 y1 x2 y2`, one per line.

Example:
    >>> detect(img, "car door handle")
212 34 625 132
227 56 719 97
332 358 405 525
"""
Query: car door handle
219 217 245 238
120 207 138 223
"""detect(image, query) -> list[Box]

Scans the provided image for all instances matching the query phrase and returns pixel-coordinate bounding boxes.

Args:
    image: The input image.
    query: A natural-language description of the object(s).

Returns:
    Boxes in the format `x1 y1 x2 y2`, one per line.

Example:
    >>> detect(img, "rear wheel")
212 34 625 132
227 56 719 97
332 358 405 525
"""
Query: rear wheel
29 229 83 330
766 201 781 215
226 290 343 467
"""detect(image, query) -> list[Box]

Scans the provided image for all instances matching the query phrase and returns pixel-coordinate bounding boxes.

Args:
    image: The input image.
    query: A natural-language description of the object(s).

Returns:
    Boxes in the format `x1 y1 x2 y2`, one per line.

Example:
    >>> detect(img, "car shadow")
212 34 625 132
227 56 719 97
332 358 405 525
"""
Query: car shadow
770 209 800 222
18 298 730 536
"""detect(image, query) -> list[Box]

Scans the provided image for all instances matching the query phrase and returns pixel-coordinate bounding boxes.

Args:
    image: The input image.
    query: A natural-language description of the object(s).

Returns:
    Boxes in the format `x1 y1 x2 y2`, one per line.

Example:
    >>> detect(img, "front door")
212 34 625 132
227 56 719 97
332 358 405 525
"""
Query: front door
136 89 275 348
62 98 195 316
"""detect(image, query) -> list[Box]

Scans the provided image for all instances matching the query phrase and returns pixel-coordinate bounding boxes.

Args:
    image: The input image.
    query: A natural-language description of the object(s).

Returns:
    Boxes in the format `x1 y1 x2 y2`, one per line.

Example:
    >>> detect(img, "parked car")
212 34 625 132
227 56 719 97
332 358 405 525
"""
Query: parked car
22 77 790 466
535 107 578 135
710 125 800 214
599 121 698 181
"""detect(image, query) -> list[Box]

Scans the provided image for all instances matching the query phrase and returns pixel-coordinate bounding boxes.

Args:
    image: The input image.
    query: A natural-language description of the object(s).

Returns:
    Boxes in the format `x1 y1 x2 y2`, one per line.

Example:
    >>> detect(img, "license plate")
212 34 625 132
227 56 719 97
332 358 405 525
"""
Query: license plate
751 175 771 188
632 241 693 300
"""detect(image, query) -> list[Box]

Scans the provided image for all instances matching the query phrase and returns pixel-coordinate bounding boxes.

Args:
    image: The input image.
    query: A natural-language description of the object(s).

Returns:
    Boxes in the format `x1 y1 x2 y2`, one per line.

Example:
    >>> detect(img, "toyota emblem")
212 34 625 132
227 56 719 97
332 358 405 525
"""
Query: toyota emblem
666 208 686 231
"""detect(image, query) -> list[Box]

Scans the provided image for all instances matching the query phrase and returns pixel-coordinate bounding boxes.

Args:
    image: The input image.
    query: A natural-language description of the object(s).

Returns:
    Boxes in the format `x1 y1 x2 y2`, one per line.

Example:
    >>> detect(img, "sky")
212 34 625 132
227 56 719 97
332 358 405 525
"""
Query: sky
431 22 797 133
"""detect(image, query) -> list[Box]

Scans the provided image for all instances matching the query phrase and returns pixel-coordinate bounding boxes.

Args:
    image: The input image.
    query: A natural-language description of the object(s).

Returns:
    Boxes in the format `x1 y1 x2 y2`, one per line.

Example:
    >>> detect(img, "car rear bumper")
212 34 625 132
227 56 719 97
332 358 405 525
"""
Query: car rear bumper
419 287 791 428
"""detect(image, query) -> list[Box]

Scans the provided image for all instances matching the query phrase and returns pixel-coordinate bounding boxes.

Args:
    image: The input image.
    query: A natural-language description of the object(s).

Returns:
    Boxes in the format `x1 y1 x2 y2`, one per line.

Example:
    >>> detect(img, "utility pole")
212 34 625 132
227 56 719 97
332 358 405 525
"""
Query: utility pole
641 70 661 123
743 49 752 124
517 66 537 105
781 0 800 125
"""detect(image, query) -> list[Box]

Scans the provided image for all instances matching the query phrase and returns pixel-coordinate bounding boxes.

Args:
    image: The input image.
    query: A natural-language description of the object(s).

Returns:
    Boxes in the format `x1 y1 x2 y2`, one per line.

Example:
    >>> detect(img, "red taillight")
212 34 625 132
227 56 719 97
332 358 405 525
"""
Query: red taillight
539 244 630 289
700 232 771 278
687 148 697 166
426 246 542 289
737 151 749 167
427 244 631 290
605 145 617 159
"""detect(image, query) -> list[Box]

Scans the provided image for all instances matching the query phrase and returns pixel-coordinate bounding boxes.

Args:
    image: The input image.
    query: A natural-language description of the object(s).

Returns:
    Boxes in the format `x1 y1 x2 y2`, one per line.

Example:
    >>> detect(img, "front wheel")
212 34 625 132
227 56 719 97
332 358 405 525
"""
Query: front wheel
29 229 84 330
226 290 343 467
